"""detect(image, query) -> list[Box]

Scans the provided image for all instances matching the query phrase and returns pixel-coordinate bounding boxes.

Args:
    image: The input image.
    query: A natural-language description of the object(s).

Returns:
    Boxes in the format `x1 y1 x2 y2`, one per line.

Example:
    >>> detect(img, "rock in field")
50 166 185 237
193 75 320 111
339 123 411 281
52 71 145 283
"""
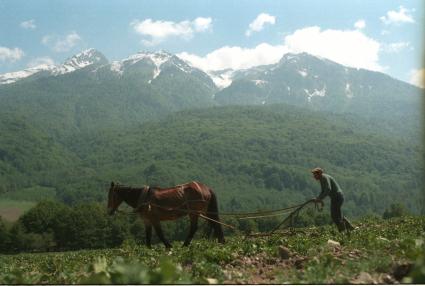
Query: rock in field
278 246 292 259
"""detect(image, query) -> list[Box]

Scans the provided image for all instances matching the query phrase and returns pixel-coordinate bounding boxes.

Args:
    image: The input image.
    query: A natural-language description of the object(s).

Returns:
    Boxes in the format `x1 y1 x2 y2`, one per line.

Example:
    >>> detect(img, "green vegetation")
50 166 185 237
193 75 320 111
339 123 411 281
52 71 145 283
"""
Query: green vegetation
0 104 423 218
0 199 325 253
0 50 423 284
0 216 423 284
69 105 423 217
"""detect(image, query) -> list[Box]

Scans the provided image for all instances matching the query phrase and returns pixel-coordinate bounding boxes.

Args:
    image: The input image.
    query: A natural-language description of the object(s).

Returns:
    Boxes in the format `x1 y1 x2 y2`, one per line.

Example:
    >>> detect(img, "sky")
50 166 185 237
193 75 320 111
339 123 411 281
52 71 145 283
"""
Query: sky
0 0 424 87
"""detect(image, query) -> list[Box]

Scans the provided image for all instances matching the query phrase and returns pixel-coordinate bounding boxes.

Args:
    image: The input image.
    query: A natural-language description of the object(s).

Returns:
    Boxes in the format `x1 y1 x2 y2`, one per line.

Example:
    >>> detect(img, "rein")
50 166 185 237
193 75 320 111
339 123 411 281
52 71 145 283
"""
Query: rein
137 200 309 218
110 183 323 237
117 198 322 220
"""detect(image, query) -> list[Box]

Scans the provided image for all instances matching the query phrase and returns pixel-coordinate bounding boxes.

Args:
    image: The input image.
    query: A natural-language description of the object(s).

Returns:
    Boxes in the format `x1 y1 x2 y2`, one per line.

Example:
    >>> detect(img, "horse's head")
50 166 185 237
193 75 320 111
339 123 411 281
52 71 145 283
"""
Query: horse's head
107 181 124 215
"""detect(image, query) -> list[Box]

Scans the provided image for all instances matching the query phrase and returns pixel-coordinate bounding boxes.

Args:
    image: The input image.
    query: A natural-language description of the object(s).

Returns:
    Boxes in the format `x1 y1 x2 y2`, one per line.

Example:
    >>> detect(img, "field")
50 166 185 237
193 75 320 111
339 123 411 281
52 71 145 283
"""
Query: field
0 216 424 284
0 200 35 222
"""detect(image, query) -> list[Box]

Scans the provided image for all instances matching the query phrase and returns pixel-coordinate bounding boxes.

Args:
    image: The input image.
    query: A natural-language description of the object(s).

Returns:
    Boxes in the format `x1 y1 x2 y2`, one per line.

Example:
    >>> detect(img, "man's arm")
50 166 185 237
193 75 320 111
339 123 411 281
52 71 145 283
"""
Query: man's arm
317 176 331 200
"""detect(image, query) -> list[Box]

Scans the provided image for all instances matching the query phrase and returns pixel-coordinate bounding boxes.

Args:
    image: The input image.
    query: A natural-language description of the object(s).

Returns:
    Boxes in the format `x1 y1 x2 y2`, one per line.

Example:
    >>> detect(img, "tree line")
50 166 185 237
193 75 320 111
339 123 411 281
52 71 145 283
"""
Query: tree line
0 199 412 254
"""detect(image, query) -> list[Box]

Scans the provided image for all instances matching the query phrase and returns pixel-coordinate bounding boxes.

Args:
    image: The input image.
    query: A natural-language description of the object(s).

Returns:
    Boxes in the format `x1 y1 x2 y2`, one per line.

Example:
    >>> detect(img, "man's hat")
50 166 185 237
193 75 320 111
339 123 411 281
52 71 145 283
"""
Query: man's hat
311 167 323 174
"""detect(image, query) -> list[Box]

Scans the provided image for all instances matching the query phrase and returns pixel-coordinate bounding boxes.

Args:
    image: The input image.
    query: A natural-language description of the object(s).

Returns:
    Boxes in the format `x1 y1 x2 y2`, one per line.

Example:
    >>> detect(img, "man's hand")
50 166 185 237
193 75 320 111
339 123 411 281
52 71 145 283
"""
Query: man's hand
312 198 324 211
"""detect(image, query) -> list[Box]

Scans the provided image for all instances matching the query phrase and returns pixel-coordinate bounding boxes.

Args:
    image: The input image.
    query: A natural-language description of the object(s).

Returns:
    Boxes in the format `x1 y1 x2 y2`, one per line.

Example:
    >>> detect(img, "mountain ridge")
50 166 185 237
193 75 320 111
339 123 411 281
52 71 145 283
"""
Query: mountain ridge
1 48 422 91
0 48 421 143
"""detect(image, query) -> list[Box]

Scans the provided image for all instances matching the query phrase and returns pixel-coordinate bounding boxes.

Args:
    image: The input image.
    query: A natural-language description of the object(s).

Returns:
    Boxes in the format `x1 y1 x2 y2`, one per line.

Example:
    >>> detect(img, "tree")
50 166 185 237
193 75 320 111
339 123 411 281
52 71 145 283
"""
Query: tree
383 203 408 219
0 217 10 252
19 200 67 234
8 222 28 252
66 203 110 249
107 214 131 247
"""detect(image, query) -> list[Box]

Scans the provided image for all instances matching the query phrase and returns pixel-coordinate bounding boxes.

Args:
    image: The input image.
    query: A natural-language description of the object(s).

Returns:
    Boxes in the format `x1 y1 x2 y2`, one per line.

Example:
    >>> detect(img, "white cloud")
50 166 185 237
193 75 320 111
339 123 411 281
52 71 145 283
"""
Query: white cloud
178 43 288 71
283 26 383 71
27 57 55 68
382 42 410 53
380 6 415 25
245 13 276 37
20 19 36 30
42 31 82 52
354 19 366 29
409 69 424 88
193 17 212 32
0 46 24 62
179 26 384 73
130 17 212 46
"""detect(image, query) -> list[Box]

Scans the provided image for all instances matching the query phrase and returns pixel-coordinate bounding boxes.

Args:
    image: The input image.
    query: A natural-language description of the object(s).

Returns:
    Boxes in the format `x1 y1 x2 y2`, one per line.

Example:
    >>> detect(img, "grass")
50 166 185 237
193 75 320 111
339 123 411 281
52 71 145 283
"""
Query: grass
0 200 35 222
0 216 424 284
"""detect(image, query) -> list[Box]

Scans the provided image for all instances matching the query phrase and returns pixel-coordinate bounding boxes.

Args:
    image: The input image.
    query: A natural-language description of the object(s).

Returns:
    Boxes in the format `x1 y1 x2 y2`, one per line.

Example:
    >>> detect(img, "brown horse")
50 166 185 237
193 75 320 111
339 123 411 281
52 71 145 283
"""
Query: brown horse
107 181 225 248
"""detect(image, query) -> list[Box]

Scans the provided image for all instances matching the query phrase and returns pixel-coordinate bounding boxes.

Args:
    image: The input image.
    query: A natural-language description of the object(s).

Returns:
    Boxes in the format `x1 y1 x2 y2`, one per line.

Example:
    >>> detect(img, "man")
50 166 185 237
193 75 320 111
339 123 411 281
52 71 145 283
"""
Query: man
312 167 355 232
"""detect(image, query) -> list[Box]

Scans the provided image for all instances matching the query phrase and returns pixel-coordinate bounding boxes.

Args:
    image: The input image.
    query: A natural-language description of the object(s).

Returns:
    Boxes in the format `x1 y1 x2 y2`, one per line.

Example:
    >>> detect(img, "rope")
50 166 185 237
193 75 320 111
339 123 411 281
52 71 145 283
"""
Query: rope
243 199 321 238
233 209 295 220
114 199 322 235
114 199 322 239
199 214 238 230
117 199 318 221
135 200 305 219
220 203 304 217
268 199 316 234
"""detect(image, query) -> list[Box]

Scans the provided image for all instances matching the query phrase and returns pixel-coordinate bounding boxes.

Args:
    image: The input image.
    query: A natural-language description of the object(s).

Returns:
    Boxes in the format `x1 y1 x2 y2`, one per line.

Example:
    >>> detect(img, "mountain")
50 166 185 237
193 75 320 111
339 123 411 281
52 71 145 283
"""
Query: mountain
0 49 217 138
0 49 108 85
51 48 108 76
214 53 423 122
1 50 421 127
106 50 215 87
0 64 56 85
0 49 423 215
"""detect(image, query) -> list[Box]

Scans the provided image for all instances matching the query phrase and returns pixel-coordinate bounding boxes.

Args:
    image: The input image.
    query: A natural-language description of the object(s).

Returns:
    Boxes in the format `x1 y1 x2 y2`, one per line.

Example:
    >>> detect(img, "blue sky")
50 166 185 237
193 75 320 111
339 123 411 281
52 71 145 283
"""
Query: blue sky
0 0 423 86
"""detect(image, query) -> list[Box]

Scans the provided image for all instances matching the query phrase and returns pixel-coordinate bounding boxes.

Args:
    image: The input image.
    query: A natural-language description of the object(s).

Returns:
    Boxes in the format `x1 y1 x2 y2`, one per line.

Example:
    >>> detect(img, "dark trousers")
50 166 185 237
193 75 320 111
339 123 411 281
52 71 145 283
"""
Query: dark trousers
331 192 354 232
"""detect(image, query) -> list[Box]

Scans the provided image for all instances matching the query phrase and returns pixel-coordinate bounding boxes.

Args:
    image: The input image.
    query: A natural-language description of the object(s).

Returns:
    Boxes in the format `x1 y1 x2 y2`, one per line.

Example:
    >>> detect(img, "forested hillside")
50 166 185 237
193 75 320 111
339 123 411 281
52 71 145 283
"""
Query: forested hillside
72 105 423 216
1 104 422 217
0 50 423 224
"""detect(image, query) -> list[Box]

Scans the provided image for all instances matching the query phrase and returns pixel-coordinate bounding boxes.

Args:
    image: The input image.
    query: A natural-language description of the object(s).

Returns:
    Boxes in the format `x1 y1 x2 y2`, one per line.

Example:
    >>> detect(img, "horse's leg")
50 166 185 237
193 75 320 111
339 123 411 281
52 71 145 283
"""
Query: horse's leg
214 221 225 244
206 194 225 244
152 221 172 249
204 223 213 239
145 222 152 248
183 214 199 247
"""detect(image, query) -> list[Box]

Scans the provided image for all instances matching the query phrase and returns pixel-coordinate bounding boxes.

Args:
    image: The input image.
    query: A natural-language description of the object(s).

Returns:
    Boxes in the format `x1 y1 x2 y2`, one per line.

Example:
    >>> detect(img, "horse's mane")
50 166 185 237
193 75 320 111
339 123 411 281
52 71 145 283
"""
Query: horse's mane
115 185 146 192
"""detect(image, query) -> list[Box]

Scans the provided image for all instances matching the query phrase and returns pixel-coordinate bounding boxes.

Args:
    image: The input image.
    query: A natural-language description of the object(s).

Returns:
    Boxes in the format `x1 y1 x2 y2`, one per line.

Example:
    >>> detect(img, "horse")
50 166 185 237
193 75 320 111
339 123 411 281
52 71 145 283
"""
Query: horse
107 181 225 248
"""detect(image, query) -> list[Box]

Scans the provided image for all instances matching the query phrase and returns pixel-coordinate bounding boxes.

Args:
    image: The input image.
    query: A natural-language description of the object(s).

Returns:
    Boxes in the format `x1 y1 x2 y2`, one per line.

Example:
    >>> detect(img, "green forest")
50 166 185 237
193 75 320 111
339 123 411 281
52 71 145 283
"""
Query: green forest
0 52 423 285
0 3 424 282
1 104 423 215
0 103 423 255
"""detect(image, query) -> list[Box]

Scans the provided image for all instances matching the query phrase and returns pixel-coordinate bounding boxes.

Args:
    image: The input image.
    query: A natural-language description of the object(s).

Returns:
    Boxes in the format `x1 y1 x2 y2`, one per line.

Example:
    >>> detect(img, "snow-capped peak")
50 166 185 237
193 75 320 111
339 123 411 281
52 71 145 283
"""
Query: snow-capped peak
0 64 56 85
124 50 172 67
110 50 172 77
0 48 108 85
53 48 107 75
110 50 199 83
279 53 301 64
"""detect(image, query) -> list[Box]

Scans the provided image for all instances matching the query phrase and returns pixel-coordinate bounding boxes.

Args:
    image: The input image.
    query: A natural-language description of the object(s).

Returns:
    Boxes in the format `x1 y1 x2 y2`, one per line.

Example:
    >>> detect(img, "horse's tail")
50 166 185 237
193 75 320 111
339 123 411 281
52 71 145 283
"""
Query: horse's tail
207 189 225 243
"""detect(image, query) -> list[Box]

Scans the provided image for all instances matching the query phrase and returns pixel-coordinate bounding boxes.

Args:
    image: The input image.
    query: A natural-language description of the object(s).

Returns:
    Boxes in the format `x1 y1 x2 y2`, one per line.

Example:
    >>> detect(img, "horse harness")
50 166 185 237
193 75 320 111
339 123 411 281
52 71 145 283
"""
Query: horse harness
135 183 209 215
137 185 154 212
136 184 190 213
